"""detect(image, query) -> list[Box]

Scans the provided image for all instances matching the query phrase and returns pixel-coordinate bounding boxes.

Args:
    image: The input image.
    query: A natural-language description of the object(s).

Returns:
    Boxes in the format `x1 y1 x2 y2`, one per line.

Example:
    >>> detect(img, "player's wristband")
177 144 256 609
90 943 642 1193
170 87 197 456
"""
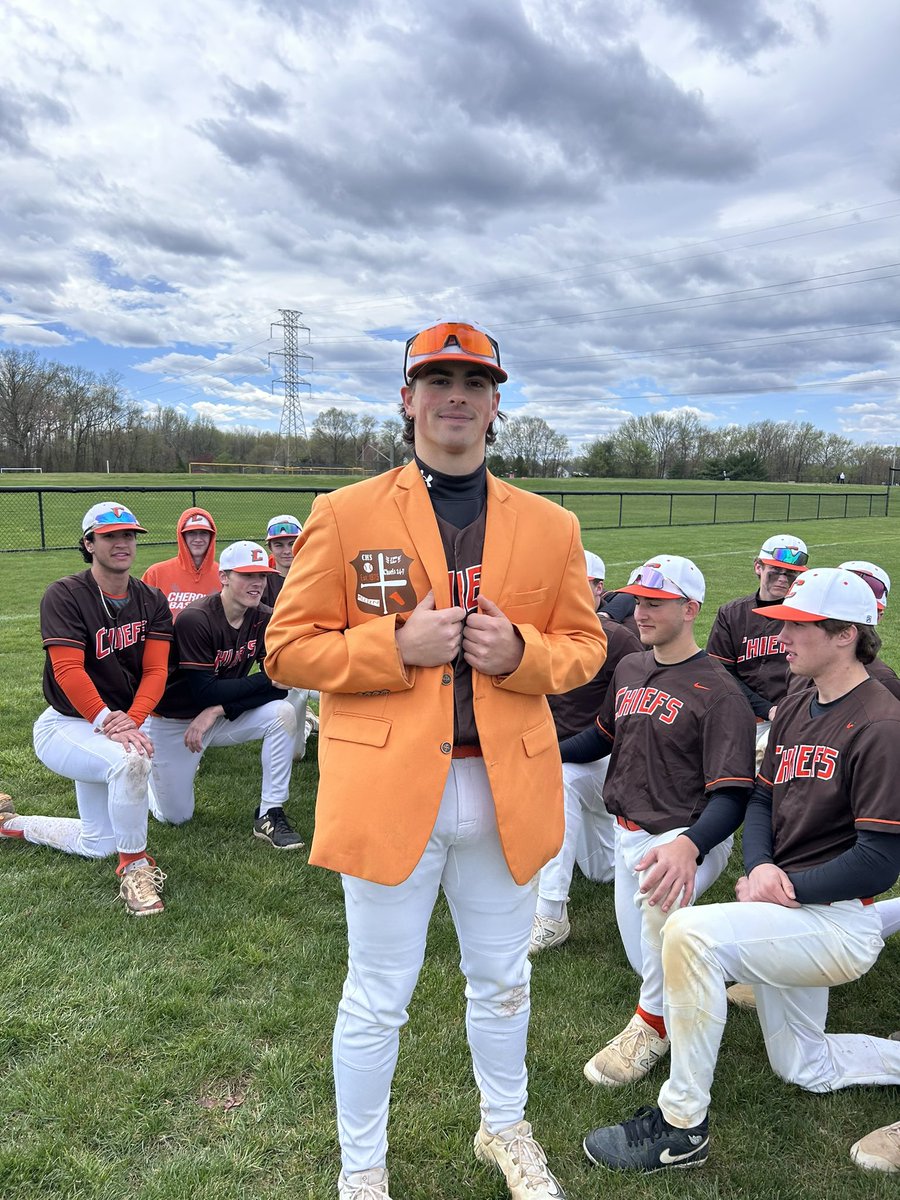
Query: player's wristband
91 706 112 733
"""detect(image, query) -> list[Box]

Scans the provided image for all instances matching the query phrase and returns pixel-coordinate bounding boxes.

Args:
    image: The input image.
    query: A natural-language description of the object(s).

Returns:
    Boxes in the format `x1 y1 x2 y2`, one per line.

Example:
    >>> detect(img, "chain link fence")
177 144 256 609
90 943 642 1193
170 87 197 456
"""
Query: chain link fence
0 484 892 552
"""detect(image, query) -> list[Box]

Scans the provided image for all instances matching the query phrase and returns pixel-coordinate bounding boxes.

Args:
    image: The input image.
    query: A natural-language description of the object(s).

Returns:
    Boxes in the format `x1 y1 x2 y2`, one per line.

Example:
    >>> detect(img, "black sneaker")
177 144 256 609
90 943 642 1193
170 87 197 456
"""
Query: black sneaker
583 1105 709 1172
253 806 304 850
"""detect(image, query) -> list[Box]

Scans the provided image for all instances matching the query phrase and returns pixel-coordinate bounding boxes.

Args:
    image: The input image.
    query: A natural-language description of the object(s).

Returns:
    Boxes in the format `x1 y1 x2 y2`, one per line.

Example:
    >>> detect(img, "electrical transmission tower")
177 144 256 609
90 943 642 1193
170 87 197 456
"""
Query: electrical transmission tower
269 310 313 469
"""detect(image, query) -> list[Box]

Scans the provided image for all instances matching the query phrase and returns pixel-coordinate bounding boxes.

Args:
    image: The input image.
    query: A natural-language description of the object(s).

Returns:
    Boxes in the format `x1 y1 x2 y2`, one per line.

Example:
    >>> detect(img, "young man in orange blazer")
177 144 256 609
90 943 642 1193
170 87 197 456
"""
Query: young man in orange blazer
266 321 605 1200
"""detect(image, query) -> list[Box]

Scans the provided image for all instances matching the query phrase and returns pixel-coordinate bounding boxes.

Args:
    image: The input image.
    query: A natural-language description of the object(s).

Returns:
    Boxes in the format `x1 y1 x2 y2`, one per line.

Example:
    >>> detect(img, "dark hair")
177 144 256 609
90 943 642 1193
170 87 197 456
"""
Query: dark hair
819 618 881 665
78 534 93 563
399 373 506 446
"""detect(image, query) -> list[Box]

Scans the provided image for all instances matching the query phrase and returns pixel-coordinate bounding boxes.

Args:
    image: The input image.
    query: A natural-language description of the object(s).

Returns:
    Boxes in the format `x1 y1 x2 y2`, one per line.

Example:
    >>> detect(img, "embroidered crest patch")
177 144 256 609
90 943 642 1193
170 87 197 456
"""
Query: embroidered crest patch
351 549 417 615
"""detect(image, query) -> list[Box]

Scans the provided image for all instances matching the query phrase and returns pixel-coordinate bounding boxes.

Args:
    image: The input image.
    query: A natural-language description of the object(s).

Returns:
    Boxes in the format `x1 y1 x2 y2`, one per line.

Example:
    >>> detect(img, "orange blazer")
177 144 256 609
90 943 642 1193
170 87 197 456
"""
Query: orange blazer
265 462 606 885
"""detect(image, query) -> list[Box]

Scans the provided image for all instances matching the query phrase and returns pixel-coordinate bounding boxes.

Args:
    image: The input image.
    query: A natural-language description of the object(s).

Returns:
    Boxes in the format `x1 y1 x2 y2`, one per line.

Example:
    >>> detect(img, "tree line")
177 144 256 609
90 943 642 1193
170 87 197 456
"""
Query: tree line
0 348 895 483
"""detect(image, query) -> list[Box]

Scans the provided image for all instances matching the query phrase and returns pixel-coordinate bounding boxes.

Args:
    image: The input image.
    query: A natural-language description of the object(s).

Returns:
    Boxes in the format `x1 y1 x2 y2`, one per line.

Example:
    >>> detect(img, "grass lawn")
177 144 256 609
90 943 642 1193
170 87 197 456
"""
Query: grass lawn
1 494 900 1199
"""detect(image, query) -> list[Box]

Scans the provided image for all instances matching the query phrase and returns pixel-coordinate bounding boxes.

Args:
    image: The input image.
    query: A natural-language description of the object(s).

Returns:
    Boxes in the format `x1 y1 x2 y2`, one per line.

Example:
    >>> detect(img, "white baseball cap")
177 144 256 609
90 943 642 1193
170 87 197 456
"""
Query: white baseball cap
584 550 606 581
82 501 147 535
757 534 809 572
620 555 705 604
839 560 890 610
755 567 877 625
182 512 214 531
219 541 276 574
266 514 302 540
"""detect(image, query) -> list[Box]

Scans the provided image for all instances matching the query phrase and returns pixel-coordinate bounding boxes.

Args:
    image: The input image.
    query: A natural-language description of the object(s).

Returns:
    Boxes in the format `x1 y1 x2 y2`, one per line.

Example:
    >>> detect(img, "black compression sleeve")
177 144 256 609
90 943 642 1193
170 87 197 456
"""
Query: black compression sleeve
558 724 613 764
187 670 287 720
682 787 749 861
741 783 776 873
787 831 900 904
720 662 770 718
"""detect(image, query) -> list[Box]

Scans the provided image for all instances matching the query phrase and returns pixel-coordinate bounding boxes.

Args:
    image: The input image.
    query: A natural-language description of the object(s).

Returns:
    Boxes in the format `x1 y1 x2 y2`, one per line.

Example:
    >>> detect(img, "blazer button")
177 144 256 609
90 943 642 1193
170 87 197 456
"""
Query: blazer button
441 673 452 685
440 742 452 754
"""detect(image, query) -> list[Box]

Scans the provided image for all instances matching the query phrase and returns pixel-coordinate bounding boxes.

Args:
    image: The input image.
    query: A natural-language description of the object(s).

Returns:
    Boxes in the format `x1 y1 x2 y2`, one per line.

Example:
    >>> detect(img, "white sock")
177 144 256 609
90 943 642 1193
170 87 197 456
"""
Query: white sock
536 897 567 921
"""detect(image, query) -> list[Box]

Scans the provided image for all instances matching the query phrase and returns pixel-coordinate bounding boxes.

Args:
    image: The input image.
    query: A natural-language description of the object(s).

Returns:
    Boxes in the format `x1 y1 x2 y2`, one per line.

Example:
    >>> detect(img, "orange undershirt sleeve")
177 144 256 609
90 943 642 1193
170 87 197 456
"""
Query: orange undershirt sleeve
48 645 107 723
127 638 171 726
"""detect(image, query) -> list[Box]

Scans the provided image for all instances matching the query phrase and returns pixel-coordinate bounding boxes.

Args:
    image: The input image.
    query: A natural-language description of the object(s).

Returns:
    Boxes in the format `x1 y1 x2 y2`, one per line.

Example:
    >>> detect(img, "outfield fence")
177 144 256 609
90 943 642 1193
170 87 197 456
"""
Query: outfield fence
0 484 892 552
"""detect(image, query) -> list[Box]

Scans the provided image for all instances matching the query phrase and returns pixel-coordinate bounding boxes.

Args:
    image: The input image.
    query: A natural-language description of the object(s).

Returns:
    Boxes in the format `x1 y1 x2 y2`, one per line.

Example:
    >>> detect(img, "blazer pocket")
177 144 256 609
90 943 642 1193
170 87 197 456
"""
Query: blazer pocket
505 588 548 607
522 719 557 758
327 712 392 748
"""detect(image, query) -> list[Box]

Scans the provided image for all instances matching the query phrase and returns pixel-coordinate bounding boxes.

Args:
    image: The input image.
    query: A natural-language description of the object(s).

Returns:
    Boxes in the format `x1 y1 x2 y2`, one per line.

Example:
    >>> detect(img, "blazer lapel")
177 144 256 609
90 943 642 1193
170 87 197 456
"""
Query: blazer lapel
480 472 516 601
394 461 452 606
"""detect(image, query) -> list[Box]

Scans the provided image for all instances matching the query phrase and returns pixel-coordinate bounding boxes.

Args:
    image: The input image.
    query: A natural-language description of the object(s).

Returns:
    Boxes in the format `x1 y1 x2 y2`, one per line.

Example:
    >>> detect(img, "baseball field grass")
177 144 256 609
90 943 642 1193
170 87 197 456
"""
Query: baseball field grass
2 475 900 1199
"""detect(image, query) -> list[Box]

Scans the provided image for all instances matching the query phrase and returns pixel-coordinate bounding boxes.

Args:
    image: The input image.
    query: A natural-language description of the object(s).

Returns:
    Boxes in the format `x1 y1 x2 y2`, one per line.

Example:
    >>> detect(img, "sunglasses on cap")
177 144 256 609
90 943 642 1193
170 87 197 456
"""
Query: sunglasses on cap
636 567 689 599
93 508 140 528
404 322 504 384
764 546 809 567
855 571 888 601
268 521 301 537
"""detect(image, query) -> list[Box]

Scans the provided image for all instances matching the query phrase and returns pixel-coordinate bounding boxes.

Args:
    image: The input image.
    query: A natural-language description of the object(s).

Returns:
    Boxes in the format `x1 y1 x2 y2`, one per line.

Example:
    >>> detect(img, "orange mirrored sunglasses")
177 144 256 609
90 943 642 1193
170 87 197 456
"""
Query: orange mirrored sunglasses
404 322 505 383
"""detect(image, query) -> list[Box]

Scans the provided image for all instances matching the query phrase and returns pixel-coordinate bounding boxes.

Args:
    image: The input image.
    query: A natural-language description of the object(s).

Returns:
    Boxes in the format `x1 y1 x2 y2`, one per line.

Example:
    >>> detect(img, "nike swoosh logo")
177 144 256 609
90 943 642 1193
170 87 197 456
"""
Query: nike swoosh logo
659 1138 709 1164
693 683 710 690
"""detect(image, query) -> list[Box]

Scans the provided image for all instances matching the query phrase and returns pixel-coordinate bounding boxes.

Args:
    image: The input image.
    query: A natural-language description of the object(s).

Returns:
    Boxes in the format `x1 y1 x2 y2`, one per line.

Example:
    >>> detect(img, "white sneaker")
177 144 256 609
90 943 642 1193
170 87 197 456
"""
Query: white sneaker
338 1166 391 1198
305 710 319 739
474 1120 566 1197
851 1121 900 1172
528 911 571 954
583 1013 669 1087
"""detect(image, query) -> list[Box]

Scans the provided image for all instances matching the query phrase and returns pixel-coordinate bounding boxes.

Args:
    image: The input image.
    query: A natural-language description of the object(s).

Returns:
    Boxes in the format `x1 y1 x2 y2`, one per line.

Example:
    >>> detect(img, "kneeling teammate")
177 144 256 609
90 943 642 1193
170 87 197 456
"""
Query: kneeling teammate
145 541 304 849
584 567 900 1173
1 502 173 915
560 555 755 1086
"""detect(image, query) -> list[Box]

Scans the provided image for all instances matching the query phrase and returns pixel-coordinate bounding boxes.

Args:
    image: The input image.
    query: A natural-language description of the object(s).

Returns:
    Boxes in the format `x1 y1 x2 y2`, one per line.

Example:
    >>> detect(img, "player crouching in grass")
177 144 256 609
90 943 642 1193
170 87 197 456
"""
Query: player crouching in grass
559 556 756 1089
583 567 900 1174
0 502 173 916
143 541 304 850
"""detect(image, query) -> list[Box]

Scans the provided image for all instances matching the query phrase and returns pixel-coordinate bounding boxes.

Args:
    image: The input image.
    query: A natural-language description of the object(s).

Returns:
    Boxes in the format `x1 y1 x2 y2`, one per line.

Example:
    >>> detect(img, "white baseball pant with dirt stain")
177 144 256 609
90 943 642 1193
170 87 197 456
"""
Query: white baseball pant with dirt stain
657 899 900 1129
21 708 152 856
144 698 296 823
614 823 732 1011
333 757 538 1175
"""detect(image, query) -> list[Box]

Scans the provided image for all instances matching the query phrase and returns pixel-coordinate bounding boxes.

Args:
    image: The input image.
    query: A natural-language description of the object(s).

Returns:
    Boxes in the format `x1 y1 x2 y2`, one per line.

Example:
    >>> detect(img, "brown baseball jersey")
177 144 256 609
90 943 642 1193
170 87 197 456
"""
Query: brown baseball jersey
549 617 642 739
40 570 174 716
786 656 900 705
436 508 486 748
759 677 900 873
155 593 273 719
596 649 756 834
706 593 791 713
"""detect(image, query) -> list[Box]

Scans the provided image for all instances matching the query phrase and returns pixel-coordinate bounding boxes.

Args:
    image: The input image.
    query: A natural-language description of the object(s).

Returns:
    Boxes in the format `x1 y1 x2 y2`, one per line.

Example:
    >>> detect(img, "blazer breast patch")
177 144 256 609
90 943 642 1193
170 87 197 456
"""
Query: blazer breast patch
351 550 417 615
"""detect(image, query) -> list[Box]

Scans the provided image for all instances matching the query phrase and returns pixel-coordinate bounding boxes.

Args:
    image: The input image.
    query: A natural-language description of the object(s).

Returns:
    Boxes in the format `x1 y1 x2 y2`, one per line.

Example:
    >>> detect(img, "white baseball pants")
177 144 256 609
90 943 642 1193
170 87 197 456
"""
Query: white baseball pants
286 687 310 760
538 759 614 901
657 899 899 1129
614 822 732 1015
333 757 538 1175
145 698 296 823
28 707 151 856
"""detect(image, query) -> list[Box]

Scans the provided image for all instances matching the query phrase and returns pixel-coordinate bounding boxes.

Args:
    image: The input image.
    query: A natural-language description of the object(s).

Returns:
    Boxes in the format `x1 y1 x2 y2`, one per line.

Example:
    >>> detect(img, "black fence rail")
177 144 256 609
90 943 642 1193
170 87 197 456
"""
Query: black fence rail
0 484 892 552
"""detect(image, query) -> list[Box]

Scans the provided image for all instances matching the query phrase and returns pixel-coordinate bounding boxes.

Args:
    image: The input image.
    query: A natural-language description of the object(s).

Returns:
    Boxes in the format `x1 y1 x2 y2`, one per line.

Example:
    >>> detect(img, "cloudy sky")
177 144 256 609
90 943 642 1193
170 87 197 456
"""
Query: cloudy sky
3 0 900 450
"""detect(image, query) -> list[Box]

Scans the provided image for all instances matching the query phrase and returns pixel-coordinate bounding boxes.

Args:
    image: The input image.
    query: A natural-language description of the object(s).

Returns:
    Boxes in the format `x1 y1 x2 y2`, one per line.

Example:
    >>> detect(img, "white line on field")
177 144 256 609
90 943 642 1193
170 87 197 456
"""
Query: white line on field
0 613 39 622
604 533 900 569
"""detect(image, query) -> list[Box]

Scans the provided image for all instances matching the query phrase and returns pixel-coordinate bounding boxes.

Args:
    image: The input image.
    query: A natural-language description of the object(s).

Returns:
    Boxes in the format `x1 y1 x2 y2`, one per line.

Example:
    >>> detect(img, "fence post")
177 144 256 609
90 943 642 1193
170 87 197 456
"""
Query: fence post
816 494 821 519
618 494 624 528
787 494 792 521
844 493 849 518
668 493 674 526
712 493 718 524
752 493 757 522
38 489 46 550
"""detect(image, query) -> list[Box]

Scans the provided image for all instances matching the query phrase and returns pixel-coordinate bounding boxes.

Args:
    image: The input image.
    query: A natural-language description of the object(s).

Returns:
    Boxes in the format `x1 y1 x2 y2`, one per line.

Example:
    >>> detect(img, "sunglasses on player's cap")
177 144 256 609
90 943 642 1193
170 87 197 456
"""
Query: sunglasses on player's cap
754 567 877 625
839 560 890 607
584 550 606 582
620 555 706 604
219 541 276 574
82 501 147 535
758 534 809 571
266 515 302 540
404 321 508 385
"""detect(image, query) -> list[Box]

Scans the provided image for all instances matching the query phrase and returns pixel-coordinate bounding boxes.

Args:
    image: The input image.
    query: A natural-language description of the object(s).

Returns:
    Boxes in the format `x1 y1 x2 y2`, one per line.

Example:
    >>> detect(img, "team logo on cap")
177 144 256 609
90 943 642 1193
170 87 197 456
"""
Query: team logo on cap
352 549 416 615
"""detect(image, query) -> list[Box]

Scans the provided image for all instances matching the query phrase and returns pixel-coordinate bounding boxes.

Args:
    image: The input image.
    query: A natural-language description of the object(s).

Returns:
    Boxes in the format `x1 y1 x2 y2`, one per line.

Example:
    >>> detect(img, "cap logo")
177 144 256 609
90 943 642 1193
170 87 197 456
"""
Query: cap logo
251 548 264 563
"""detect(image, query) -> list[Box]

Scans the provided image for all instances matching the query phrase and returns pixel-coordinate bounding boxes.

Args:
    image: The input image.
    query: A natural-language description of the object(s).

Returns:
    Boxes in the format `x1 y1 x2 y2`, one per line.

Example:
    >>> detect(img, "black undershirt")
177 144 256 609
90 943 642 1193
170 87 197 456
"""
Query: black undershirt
415 456 487 529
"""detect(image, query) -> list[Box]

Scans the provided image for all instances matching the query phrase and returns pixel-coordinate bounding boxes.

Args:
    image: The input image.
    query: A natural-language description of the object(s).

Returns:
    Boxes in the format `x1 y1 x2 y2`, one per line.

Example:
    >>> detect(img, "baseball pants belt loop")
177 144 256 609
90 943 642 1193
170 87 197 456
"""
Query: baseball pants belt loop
615 815 643 832
452 745 483 758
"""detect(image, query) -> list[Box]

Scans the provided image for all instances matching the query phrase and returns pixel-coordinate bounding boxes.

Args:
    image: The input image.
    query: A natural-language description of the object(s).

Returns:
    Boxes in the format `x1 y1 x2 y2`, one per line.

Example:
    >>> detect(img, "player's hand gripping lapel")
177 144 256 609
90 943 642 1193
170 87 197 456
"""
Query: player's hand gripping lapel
462 596 525 676
395 591 466 667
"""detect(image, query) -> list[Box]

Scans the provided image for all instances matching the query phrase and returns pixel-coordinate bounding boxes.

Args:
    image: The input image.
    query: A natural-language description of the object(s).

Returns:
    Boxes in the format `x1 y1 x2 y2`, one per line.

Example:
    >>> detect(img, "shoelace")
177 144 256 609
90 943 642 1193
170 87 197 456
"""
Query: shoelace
267 809 296 837
621 1106 669 1148
500 1129 554 1189
608 1022 661 1063
343 1174 387 1199
123 865 167 902
531 915 562 943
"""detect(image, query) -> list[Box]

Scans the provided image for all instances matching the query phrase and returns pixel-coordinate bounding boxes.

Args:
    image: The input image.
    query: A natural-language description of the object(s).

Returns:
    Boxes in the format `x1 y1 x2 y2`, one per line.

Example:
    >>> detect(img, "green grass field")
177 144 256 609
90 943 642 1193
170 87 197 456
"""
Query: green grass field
2 478 900 1199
